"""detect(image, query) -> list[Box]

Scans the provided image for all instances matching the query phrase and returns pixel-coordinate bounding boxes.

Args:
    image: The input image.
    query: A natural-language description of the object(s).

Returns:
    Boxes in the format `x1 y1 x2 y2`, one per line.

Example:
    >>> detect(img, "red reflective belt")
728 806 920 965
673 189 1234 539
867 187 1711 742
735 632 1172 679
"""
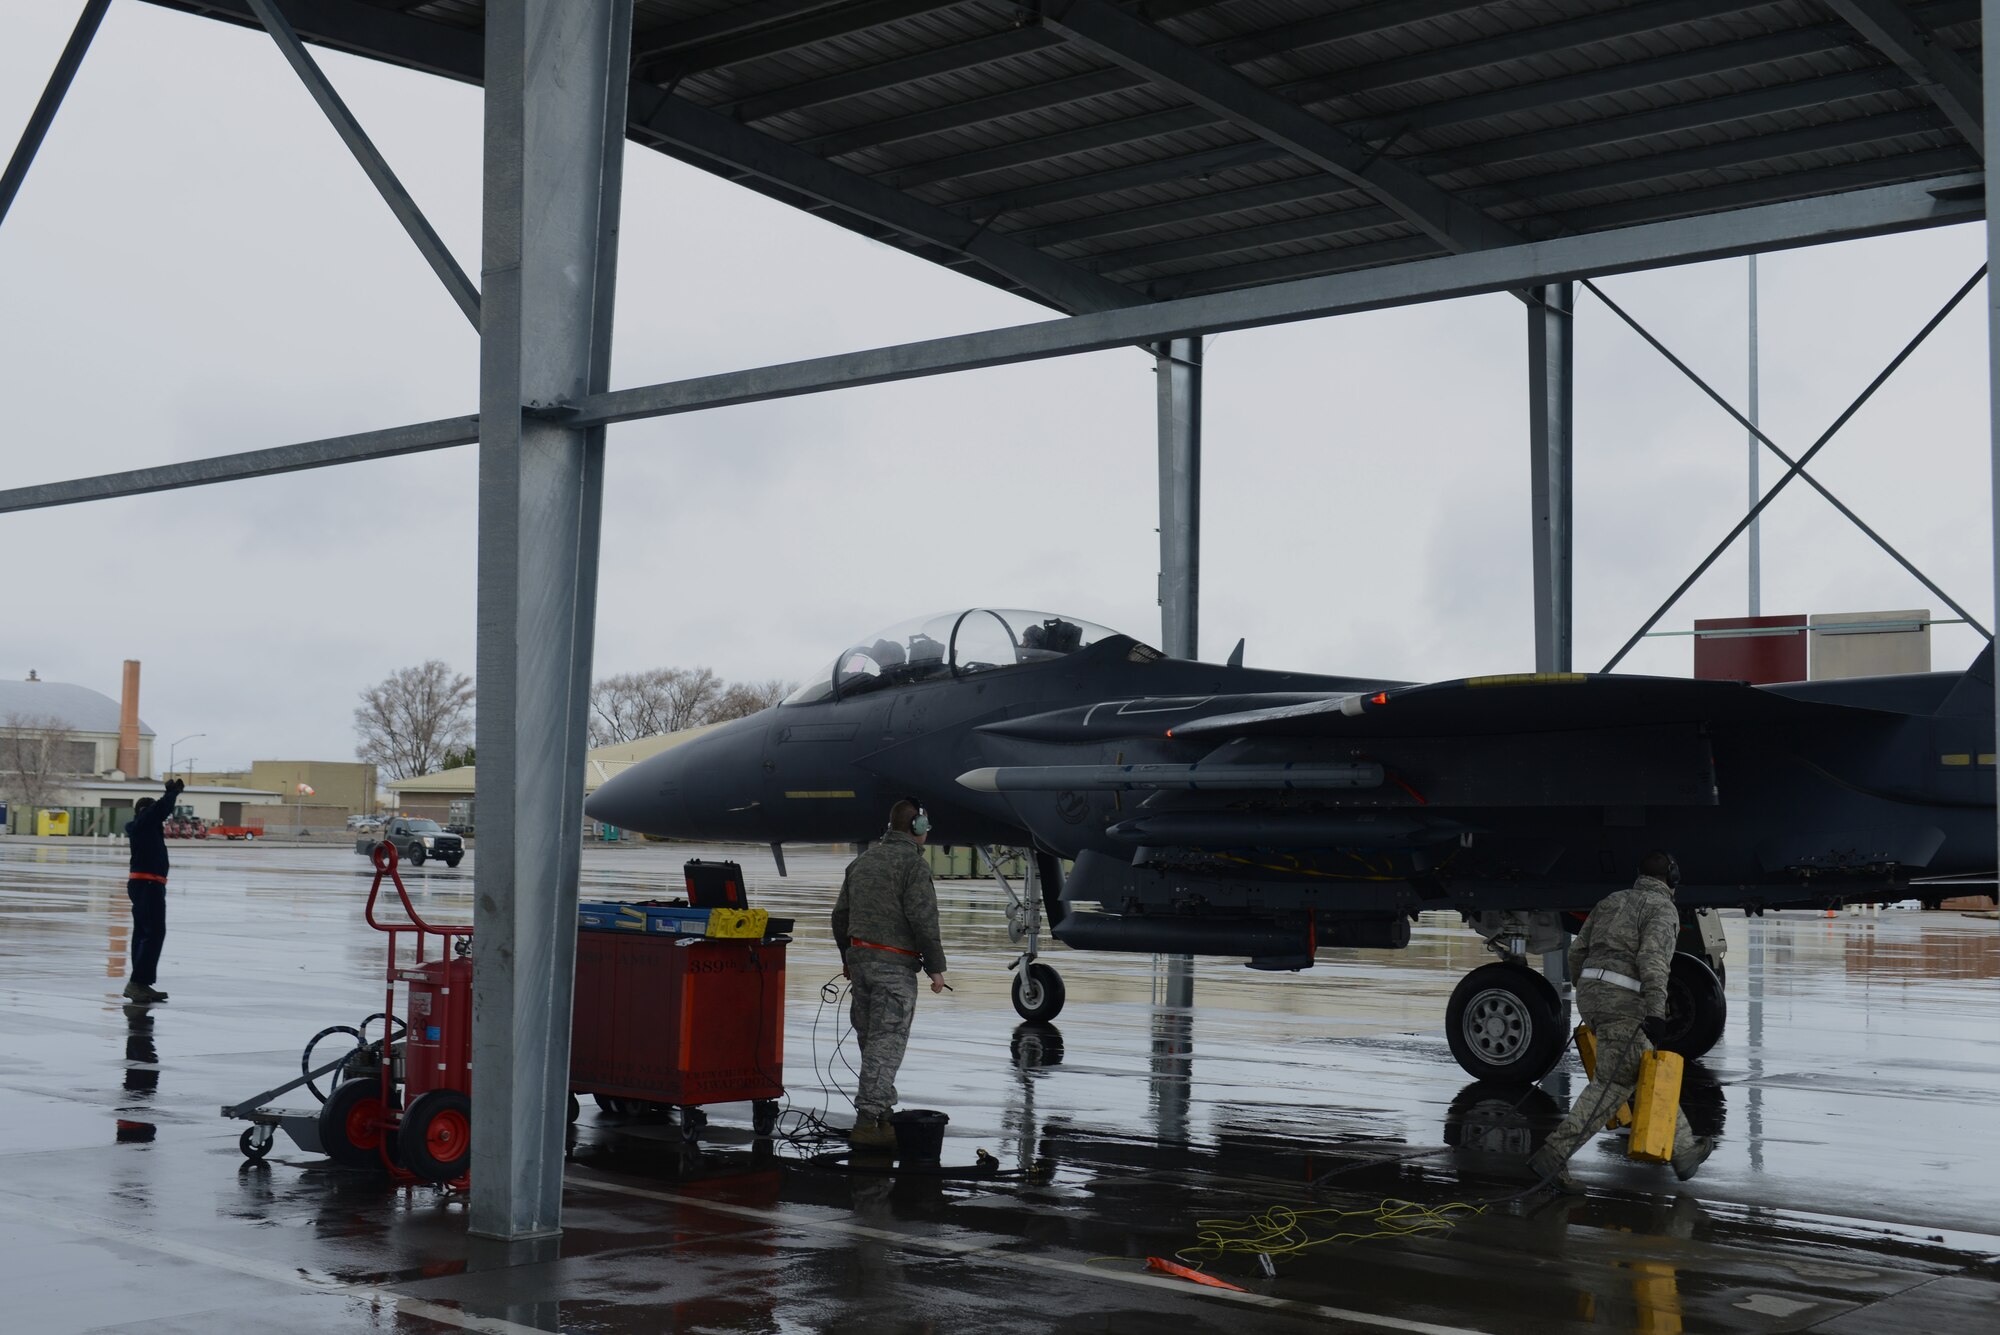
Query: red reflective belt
850 937 917 957
129 873 167 884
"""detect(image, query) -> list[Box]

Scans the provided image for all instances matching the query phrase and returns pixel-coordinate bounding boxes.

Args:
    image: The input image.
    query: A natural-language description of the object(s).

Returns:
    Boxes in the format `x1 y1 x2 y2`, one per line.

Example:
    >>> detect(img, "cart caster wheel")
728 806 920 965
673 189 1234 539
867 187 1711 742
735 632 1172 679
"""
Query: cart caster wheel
239 1125 275 1162
318 1077 399 1171
753 1100 780 1138
567 1092 580 1124
401 1090 471 1184
679 1107 707 1143
593 1093 627 1116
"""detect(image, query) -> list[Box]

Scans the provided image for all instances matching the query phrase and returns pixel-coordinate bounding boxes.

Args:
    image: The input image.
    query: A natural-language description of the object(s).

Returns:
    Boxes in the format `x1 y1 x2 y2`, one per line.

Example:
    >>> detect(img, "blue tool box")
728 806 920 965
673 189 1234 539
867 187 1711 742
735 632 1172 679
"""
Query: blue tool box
577 901 712 935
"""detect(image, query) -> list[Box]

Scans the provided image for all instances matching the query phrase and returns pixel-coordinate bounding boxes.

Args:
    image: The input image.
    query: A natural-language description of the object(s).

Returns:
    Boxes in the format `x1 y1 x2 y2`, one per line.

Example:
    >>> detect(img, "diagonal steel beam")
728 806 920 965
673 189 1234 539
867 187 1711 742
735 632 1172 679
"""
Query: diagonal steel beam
1600 265 1991 671
1826 0 1983 155
244 0 479 327
0 0 110 233
1583 276 1991 641
1039 0 1521 254
623 84 1143 315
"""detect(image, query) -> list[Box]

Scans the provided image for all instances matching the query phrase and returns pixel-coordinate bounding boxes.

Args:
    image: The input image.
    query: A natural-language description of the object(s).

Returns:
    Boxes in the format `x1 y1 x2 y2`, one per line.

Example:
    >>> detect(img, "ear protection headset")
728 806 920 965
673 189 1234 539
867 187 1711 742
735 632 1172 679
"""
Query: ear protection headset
1663 853 1681 889
901 795 931 837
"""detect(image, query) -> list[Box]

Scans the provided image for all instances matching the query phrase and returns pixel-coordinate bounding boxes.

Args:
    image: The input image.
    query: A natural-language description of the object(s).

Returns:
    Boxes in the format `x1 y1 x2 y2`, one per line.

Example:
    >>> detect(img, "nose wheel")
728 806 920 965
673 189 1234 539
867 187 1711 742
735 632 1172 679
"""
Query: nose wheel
987 847 1067 1023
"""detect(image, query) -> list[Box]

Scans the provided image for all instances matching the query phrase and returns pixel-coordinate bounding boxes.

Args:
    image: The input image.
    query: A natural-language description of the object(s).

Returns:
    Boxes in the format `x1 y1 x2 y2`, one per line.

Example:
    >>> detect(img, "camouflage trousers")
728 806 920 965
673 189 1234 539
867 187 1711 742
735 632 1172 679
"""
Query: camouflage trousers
848 952 919 1121
1540 1015 1696 1167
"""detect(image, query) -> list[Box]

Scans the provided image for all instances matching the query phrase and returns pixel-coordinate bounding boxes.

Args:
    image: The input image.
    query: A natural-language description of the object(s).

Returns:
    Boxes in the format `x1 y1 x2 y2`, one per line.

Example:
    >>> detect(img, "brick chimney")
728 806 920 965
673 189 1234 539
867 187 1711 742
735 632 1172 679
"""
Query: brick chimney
117 660 141 777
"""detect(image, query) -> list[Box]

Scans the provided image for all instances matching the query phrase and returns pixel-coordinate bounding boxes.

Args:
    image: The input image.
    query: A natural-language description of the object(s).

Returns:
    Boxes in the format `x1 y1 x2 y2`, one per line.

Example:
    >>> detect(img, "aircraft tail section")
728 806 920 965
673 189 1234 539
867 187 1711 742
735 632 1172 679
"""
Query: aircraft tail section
1937 643 1995 717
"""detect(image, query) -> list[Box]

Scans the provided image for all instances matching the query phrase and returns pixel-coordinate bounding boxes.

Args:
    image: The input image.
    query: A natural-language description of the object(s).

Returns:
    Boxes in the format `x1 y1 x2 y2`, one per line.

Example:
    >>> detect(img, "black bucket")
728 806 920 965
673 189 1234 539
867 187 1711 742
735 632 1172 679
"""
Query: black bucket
888 1109 948 1164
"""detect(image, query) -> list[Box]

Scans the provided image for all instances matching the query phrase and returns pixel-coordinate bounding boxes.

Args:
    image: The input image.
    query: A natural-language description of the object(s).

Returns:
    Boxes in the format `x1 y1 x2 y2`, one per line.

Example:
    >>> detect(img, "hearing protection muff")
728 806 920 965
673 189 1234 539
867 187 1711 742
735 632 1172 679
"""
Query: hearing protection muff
912 809 932 837
1663 853 1681 889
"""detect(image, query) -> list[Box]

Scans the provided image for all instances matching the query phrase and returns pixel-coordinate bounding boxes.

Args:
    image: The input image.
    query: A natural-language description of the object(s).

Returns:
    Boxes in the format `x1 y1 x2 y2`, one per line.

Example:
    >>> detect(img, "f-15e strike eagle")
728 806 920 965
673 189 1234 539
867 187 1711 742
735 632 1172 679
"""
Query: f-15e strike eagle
585 609 1996 1083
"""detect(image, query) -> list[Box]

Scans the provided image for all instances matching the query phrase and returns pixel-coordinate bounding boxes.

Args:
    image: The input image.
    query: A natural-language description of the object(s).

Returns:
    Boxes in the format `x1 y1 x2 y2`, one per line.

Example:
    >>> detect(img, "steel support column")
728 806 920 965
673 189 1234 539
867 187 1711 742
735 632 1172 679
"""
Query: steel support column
1156 335 1202 660
1155 334 1200 1010
0 0 109 233
469 0 629 1242
1526 282 1574 672
1984 0 2000 882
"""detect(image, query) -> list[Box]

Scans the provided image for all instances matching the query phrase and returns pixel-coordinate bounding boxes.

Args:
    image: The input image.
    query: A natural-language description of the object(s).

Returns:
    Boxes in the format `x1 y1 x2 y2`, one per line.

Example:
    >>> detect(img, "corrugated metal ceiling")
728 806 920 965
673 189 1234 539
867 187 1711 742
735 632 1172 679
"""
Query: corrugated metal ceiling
148 0 1983 311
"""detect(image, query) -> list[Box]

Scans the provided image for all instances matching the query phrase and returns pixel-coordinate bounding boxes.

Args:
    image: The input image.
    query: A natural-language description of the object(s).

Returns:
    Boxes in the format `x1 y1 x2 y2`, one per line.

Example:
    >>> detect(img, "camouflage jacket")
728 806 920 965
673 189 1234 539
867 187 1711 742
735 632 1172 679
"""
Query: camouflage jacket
831 830 947 976
1568 875 1679 1018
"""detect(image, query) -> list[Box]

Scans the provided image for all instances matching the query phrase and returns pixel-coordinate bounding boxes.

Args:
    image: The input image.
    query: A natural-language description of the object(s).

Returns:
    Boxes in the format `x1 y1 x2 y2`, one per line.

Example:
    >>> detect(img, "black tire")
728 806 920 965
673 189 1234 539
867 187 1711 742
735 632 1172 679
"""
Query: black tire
567 1092 580 1124
592 1093 624 1115
753 1100 780 1137
239 1125 272 1162
1658 952 1727 1058
407 843 426 867
1445 962 1566 1083
401 1089 471 1183
318 1077 398 1172
1011 962 1066 1022
444 853 463 868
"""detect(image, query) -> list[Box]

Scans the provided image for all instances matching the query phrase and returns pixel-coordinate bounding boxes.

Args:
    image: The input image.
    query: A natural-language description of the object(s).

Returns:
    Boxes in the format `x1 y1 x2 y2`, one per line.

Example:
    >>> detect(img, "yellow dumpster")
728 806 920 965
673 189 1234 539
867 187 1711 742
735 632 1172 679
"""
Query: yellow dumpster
36 809 70 836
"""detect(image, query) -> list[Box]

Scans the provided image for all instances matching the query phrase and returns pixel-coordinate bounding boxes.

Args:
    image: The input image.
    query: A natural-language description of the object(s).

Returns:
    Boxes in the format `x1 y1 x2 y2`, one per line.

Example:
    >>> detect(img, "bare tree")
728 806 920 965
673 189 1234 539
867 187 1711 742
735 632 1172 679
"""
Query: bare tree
0 712 82 815
354 661 475 780
590 666 722 745
707 678 795 722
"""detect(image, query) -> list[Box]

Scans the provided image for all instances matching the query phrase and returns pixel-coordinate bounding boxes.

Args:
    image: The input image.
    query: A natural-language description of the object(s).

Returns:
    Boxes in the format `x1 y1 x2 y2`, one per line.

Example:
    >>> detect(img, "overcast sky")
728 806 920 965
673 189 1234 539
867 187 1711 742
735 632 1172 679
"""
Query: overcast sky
1 1 1992 775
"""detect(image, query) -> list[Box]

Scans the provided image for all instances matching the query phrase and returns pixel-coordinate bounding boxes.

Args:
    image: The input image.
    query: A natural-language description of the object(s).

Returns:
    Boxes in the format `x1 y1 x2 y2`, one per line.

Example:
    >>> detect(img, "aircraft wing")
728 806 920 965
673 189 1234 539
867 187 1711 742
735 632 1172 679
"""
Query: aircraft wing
1166 671 1901 741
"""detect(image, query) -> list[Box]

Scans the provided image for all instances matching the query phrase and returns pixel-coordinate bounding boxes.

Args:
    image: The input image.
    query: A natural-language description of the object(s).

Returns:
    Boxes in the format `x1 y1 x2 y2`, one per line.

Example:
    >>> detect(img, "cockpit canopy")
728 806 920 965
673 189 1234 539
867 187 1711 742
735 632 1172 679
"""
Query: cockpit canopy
784 609 1126 705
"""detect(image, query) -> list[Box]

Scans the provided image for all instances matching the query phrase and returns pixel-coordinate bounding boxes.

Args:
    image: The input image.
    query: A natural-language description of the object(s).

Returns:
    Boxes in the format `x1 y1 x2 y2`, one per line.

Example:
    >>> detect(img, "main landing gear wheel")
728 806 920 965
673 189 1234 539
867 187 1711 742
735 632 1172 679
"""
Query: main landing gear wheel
1657 952 1727 1059
1445 962 1565 1083
401 1089 471 1183
318 1077 399 1171
1011 961 1066 1022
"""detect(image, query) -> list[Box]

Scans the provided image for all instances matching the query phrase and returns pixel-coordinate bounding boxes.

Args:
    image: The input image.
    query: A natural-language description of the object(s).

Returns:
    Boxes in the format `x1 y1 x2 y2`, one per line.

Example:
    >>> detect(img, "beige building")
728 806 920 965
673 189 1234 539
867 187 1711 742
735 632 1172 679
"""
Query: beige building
186 760 380 820
387 724 723 827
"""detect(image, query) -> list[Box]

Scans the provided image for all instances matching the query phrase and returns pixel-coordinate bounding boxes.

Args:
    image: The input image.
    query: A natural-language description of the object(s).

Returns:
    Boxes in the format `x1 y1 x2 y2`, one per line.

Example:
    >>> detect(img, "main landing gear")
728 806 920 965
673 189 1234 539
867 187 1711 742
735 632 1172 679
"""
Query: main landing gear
1446 908 1729 1082
987 847 1067 1023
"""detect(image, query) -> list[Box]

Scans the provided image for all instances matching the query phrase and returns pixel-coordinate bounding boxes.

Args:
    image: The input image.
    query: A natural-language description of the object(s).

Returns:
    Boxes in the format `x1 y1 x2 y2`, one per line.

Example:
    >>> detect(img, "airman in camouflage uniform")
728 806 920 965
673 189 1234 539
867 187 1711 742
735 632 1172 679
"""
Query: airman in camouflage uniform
1529 850 1714 1190
832 799 949 1150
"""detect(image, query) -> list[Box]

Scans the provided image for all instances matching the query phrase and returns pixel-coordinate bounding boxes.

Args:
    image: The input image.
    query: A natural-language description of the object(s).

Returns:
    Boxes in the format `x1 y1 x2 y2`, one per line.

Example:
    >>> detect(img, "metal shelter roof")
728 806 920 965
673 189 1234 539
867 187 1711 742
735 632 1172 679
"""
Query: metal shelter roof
143 0 1984 316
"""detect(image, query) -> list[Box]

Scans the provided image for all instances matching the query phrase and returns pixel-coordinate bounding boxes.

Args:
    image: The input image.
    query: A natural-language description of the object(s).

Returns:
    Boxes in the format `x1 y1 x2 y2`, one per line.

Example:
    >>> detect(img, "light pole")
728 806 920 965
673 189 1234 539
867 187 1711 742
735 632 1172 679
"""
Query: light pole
167 732 204 779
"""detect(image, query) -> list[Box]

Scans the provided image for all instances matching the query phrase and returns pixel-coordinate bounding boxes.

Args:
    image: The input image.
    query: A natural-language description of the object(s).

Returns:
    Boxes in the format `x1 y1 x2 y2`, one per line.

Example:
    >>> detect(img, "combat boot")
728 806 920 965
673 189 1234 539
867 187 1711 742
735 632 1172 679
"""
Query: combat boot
1527 1146 1584 1195
122 981 168 1002
848 1115 896 1151
1672 1135 1714 1182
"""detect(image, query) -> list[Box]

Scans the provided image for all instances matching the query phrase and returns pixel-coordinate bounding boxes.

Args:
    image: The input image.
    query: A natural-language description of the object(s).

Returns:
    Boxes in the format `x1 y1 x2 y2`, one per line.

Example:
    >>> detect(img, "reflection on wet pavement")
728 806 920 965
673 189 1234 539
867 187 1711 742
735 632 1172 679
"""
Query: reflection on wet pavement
0 840 1995 1333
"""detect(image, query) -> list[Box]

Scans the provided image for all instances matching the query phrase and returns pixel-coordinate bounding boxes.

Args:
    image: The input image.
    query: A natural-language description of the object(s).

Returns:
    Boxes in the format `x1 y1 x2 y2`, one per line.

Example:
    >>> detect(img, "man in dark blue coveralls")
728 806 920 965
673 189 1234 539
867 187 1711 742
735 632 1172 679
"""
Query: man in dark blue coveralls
123 776 186 1002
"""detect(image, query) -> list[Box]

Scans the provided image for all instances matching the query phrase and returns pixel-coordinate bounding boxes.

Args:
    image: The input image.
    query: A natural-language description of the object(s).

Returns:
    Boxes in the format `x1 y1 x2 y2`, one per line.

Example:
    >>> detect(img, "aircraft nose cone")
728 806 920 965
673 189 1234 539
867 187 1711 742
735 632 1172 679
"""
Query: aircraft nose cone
585 758 686 836
584 718 769 840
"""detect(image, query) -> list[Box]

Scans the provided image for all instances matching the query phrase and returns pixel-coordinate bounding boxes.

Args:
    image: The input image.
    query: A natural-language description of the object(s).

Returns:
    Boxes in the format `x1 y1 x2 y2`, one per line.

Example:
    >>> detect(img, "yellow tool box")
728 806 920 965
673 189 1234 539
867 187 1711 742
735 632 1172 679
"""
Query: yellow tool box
1572 1025 1634 1129
1626 1048 1685 1163
705 907 770 939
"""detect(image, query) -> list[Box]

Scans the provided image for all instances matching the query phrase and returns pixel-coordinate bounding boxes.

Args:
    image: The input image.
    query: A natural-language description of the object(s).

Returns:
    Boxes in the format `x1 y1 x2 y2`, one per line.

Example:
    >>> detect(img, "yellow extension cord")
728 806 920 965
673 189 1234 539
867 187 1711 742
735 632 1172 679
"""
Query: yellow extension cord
1173 1197 1485 1267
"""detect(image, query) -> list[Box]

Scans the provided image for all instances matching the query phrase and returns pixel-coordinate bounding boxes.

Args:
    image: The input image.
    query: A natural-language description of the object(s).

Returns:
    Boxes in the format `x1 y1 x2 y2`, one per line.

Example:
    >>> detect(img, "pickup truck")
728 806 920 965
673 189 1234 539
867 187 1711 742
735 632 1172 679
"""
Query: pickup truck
357 816 465 868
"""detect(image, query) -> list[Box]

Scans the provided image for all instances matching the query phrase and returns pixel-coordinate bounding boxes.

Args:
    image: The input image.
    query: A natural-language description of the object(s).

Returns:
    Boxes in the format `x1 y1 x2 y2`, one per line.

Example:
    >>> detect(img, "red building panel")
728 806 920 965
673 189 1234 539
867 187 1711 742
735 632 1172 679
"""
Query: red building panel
1693 614 1807 684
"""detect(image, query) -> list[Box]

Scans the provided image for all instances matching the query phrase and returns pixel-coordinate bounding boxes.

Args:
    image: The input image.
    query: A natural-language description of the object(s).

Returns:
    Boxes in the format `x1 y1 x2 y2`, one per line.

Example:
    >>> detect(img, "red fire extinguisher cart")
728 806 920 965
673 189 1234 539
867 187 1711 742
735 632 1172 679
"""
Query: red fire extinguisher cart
316 841 474 1185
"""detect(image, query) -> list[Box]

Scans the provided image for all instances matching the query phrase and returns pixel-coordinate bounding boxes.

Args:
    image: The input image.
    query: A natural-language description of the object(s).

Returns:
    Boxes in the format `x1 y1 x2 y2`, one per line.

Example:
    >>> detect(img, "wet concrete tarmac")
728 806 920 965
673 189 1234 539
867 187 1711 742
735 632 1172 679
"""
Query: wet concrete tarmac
1 839 1996 1333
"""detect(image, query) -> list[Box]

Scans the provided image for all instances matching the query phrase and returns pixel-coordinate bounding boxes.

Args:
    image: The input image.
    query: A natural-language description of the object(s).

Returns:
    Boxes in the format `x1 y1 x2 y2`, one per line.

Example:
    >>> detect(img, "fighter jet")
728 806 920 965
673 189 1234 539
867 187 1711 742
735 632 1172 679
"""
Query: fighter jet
585 608 1996 1083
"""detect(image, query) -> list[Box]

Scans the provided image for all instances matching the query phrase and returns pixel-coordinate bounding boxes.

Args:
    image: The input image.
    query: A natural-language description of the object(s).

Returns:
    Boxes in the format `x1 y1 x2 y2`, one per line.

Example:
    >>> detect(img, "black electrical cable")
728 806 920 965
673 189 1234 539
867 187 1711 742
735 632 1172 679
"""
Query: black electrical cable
300 1012 407 1103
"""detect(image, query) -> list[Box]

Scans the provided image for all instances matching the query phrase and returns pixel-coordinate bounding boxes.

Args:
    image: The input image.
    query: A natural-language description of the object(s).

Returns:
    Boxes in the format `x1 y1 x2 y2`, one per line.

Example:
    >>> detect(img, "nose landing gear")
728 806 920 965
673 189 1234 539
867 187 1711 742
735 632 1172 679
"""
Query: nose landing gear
986 847 1068 1023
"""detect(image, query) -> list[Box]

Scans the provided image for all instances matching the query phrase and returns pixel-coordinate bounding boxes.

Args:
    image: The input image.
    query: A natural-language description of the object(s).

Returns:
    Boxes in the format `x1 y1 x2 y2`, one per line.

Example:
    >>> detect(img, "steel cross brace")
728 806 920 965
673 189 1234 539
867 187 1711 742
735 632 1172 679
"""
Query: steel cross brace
244 0 480 328
0 0 110 233
1602 264 1991 672
1584 274 1992 658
